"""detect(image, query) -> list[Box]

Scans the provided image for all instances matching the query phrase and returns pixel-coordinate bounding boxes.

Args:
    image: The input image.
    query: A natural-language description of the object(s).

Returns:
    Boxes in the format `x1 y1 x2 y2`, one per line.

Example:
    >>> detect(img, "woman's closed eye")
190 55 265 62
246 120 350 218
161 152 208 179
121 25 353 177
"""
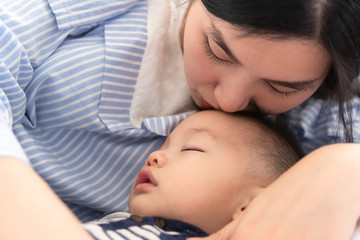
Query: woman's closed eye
203 38 231 65
267 82 298 97
266 80 313 98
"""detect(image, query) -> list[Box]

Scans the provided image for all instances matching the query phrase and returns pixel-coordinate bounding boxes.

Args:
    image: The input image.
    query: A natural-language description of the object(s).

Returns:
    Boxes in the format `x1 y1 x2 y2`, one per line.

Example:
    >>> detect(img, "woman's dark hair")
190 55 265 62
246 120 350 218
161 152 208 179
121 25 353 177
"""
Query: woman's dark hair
201 0 360 142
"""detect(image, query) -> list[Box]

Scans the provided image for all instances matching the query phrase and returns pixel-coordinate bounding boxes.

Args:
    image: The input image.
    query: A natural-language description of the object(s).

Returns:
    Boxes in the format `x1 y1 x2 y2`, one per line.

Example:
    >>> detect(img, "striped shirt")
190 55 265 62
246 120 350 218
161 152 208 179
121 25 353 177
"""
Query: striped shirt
0 0 359 223
0 0 193 221
284 97 360 154
84 212 208 240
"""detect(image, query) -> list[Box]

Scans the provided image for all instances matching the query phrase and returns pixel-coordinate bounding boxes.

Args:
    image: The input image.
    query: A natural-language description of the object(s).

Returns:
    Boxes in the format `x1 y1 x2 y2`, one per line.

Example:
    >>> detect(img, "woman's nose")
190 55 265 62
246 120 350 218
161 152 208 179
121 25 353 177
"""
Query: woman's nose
146 151 167 168
214 83 251 112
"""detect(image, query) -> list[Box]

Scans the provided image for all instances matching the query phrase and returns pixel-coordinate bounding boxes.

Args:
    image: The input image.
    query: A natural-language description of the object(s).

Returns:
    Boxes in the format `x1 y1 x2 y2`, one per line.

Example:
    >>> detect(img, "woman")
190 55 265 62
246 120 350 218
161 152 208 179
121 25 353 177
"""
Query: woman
185 1 360 238
0 0 359 238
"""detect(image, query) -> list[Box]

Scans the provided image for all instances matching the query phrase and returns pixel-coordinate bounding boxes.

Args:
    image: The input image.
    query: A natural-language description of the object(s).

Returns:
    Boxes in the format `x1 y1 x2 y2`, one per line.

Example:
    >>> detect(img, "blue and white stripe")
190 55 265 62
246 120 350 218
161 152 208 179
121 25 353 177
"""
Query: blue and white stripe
1 0 359 223
0 90 28 163
0 0 190 222
284 97 360 154
84 212 208 239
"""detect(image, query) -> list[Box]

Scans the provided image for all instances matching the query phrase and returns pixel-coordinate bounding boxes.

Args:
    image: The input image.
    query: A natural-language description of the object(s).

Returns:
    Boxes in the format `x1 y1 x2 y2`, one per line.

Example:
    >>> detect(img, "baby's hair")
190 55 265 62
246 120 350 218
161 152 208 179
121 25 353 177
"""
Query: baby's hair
233 111 304 183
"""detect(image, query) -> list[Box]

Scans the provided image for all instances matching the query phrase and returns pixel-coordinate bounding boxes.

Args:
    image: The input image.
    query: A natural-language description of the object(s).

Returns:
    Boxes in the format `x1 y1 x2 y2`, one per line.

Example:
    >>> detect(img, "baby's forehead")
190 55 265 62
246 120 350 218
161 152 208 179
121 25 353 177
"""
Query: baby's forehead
173 111 264 140
163 125 217 147
192 111 263 130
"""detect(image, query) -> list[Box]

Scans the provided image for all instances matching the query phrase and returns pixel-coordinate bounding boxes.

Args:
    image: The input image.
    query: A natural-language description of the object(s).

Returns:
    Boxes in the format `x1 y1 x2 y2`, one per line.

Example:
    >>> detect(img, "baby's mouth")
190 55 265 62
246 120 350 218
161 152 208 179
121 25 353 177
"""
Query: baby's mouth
134 167 157 191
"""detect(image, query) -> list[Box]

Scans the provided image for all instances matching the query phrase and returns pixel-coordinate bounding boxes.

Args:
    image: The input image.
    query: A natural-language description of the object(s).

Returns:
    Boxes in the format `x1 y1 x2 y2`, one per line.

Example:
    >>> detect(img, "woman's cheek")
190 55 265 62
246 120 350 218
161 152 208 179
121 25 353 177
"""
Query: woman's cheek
184 55 203 86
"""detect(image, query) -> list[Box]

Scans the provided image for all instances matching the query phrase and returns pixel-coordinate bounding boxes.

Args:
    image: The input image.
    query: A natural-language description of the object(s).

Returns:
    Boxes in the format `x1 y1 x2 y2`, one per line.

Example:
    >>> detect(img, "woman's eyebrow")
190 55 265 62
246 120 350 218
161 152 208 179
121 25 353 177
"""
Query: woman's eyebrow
206 23 242 65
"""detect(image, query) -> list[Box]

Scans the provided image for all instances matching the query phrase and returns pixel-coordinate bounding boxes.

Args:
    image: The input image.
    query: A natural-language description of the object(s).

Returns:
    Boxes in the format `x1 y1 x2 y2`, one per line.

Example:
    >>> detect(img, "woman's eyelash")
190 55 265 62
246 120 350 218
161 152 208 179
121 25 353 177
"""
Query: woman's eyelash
204 39 230 64
267 83 298 98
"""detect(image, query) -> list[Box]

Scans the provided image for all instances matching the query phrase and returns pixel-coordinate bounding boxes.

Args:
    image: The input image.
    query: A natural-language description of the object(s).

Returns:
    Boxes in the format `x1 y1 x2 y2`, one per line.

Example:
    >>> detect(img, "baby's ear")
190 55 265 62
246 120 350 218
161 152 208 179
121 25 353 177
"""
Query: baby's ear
232 206 246 220
232 186 266 220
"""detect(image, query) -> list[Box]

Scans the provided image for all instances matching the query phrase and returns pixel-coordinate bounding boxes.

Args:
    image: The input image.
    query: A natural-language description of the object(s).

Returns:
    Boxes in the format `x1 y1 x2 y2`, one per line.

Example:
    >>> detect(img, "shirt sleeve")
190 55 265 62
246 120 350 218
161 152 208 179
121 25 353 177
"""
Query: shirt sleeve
0 90 29 164
284 97 360 154
47 0 141 30
0 16 31 163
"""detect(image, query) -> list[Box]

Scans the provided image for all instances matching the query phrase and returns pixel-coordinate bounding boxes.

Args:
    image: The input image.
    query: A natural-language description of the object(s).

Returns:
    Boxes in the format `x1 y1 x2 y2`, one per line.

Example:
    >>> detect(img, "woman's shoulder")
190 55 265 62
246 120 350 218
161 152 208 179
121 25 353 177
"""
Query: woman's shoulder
283 96 360 153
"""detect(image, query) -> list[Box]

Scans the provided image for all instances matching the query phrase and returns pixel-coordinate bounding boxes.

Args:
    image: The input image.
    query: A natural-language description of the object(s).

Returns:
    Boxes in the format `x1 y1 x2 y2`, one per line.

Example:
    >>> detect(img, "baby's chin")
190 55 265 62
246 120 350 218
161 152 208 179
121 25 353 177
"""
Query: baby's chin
128 195 177 220
128 198 155 217
129 203 174 222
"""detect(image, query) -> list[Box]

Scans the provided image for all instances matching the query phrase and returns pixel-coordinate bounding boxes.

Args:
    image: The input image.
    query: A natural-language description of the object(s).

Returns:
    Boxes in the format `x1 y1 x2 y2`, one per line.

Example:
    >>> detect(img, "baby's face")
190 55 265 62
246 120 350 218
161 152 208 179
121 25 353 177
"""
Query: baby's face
128 110 263 234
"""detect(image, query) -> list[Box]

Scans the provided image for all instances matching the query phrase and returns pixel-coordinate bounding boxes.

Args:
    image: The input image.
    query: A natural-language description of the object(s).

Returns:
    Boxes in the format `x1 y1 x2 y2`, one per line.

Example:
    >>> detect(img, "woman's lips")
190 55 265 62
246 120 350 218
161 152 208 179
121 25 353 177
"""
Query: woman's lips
134 167 157 192
201 98 214 109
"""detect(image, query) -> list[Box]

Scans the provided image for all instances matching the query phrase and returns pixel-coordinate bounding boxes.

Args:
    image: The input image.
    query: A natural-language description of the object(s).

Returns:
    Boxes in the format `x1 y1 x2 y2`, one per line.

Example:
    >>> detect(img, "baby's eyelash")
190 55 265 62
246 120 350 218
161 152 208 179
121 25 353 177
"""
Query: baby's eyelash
181 147 204 152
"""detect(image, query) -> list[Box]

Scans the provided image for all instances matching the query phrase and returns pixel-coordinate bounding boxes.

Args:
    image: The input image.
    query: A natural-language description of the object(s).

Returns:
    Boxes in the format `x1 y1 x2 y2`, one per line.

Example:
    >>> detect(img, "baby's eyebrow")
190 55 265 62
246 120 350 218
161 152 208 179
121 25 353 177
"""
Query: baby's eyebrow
161 126 217 150
187 127 217 140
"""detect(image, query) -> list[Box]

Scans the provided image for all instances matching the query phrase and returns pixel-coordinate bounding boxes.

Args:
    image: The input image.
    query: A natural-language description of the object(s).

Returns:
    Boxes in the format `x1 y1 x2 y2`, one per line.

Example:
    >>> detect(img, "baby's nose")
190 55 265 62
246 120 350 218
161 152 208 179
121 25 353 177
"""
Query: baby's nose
146 151 167 168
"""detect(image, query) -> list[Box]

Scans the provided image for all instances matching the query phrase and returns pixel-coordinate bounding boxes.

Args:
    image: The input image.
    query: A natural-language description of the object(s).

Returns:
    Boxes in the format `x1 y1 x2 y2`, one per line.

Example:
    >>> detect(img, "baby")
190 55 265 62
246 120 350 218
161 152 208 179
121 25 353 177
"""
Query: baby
84 110 304 239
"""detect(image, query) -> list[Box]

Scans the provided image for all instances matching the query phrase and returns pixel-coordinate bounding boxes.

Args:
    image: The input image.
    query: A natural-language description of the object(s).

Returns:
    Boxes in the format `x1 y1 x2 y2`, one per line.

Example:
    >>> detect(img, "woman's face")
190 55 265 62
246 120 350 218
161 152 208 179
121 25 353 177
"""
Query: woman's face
182 0 331 114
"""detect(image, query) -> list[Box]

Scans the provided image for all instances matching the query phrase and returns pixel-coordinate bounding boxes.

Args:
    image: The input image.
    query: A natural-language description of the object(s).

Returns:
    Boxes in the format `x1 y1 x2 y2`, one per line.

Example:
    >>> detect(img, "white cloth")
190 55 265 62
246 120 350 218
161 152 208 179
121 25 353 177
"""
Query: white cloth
131 0 194 127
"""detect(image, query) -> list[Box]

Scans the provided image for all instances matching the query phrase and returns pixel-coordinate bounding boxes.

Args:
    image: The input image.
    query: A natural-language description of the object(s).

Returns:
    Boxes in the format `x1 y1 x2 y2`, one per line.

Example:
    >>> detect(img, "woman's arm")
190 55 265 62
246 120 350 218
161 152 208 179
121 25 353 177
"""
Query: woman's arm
192 143 360 240
0 157 93 240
